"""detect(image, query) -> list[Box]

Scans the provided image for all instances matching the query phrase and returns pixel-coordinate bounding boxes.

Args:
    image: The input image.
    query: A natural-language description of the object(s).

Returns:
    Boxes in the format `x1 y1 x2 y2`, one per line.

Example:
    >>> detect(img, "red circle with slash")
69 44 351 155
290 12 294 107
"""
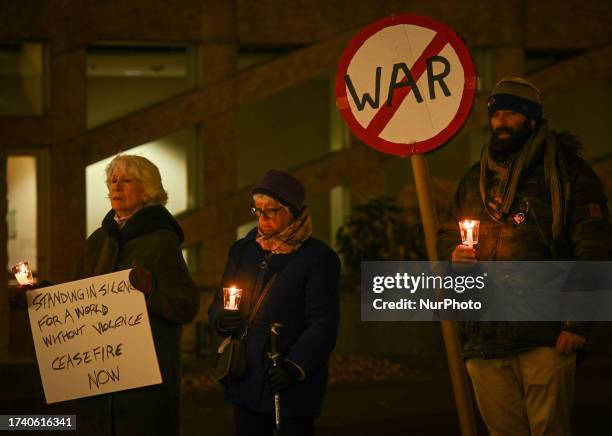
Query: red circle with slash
335 14 477 157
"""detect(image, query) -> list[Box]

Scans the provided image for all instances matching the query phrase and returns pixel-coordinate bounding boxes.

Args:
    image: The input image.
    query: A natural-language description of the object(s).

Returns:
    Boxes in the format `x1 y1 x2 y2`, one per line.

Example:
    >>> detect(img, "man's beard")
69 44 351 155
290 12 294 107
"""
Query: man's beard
489 121 534 154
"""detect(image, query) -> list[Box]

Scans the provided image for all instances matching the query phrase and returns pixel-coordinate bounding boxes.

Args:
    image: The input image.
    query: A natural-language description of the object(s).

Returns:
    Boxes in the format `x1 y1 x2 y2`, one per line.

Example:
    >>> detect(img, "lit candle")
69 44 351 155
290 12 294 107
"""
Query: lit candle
223 286 243 310
459 219 480 248
229 287 237 310
12 261 34 286
465 221 474 246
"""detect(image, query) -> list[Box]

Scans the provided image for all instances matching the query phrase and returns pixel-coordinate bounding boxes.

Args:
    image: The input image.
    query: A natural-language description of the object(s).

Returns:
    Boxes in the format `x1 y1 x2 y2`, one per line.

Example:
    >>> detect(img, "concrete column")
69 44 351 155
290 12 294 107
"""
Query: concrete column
198 1 238 285
347 140 388 207
47 44 87 284
199 1 237 204
49 141 86 284
491 48 526 83
487 0 526 86
474 14 525 163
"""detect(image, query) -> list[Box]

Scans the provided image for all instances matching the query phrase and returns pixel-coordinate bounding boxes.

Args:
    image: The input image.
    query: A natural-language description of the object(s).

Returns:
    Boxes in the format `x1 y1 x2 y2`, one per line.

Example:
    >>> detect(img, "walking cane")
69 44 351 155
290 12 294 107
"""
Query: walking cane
267 323 283 436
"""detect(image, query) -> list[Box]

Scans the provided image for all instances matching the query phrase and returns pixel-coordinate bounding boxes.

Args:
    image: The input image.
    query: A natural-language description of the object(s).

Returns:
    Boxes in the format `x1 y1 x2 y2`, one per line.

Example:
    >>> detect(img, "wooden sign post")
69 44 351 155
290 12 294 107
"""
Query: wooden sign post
336 14 478 435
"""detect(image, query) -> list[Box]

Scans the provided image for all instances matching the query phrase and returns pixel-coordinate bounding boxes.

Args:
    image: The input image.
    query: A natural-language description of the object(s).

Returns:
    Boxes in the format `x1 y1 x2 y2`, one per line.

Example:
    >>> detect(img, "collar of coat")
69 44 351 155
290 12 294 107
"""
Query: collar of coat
479 122 582 240
255 206 313 254
101 205 184 244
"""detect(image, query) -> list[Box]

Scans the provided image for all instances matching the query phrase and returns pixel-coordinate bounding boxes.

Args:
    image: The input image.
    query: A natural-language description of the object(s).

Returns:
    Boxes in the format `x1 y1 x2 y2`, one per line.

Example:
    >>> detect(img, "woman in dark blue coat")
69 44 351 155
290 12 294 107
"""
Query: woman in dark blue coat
208 170 340 436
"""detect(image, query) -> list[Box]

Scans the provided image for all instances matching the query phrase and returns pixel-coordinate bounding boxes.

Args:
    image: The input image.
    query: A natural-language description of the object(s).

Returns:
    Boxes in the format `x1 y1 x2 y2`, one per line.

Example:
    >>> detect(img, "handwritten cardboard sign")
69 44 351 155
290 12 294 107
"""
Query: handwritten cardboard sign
26 269 162 404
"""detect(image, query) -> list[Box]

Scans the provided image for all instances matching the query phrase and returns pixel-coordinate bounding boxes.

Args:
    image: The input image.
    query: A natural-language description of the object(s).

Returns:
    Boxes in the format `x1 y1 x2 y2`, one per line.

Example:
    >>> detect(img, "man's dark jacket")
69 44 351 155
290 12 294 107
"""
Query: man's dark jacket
437 132 612 359
74 206 200 436
208 228 340 417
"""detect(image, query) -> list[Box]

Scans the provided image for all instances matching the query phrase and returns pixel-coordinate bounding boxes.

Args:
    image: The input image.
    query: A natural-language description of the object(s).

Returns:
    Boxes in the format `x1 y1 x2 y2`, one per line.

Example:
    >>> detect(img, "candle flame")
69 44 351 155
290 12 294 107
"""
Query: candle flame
13 261 33 285
461 220 474 229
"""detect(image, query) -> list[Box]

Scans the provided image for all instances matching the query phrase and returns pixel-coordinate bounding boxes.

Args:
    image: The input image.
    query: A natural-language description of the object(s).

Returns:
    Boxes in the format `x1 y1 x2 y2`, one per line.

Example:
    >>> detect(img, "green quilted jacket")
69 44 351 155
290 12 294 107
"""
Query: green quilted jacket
437 133 611 359
74 205 199 436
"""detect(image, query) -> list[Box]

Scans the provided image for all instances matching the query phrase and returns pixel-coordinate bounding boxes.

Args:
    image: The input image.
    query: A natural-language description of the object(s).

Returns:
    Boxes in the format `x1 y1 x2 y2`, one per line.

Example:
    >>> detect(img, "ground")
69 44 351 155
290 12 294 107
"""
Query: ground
2 354 611 435
181 354 612 435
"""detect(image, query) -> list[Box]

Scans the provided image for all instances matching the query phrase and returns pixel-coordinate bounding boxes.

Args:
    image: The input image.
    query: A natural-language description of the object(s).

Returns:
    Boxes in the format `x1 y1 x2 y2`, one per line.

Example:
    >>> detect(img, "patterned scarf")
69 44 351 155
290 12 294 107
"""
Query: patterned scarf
479 121 566 239
256 207 313 254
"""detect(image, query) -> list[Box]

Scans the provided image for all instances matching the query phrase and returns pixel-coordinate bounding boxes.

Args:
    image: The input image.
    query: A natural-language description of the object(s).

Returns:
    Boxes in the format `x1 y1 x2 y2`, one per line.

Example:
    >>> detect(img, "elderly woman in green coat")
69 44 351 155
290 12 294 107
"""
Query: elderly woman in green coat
74 154 200 435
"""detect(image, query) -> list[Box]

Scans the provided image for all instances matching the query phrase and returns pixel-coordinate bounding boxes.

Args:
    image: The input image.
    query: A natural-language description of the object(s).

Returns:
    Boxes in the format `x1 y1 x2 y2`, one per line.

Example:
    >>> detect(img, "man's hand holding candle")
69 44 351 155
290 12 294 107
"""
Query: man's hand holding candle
452 244 478 265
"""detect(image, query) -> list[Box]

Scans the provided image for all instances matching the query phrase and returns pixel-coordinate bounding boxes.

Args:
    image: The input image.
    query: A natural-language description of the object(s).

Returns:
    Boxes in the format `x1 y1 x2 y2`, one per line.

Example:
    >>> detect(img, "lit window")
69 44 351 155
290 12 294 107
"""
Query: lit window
330 185 350 249
85 128 200 236
87 43 197 128
7 156 38 275
182 244 202 274
236 220 257 240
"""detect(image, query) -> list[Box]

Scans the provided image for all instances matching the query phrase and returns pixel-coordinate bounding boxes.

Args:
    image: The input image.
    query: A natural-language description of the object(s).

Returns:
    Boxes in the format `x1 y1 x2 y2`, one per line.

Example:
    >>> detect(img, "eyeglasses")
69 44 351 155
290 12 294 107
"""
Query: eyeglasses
250 206 282 219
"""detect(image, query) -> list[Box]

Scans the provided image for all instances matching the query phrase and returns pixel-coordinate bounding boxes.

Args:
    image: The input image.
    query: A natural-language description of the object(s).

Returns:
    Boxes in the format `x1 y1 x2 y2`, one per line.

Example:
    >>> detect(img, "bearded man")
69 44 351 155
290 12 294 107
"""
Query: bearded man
437 78 612 436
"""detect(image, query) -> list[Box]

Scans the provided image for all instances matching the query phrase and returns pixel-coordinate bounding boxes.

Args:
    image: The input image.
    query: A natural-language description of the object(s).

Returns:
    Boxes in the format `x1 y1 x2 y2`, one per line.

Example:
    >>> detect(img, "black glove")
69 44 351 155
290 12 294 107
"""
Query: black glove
267 361 301 393
9 286 30 309
129 261 153 296
217 309 243 333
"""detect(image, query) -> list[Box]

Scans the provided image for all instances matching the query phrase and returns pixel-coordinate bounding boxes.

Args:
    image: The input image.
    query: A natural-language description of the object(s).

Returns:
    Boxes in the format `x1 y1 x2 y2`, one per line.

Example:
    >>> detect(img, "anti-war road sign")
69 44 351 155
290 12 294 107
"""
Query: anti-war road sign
336 14 477 157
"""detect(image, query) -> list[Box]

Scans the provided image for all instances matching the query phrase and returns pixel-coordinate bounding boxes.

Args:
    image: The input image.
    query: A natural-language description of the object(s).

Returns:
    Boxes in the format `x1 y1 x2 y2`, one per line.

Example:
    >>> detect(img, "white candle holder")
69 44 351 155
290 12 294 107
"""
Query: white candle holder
459 220 480 248
12 261 34 286
223 286 243 311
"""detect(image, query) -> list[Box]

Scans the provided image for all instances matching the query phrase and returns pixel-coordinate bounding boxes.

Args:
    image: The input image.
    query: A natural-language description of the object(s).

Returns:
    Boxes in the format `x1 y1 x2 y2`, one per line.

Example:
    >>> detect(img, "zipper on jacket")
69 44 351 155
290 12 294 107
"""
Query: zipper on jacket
526 200 556 259
493 221 503 260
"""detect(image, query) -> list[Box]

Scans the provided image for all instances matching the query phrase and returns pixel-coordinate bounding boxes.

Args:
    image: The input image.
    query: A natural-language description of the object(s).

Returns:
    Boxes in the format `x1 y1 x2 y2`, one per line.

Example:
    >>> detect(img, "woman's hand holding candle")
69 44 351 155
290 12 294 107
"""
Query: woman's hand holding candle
9 280 53 309
217 309 244 334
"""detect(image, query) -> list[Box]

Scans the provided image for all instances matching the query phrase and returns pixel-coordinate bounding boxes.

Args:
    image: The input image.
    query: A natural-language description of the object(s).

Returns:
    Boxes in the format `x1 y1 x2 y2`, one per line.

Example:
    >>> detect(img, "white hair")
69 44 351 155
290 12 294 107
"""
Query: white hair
106 154 168 205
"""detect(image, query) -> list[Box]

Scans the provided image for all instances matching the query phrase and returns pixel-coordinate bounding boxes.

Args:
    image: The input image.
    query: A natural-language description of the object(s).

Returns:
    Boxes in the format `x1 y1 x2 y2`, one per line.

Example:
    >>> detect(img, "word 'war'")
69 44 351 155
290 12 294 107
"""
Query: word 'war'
345 56 452 111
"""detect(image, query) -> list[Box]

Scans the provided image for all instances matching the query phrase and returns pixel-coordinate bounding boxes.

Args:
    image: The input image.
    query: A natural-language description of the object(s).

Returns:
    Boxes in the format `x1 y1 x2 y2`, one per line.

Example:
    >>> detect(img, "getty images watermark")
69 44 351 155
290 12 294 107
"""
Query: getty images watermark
372 271 487 311
361 261 612 322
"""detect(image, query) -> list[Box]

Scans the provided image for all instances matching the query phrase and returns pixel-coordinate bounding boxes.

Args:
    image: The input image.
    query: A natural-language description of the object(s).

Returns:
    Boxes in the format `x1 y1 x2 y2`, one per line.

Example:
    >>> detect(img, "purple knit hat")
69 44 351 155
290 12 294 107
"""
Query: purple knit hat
251 170 305 216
